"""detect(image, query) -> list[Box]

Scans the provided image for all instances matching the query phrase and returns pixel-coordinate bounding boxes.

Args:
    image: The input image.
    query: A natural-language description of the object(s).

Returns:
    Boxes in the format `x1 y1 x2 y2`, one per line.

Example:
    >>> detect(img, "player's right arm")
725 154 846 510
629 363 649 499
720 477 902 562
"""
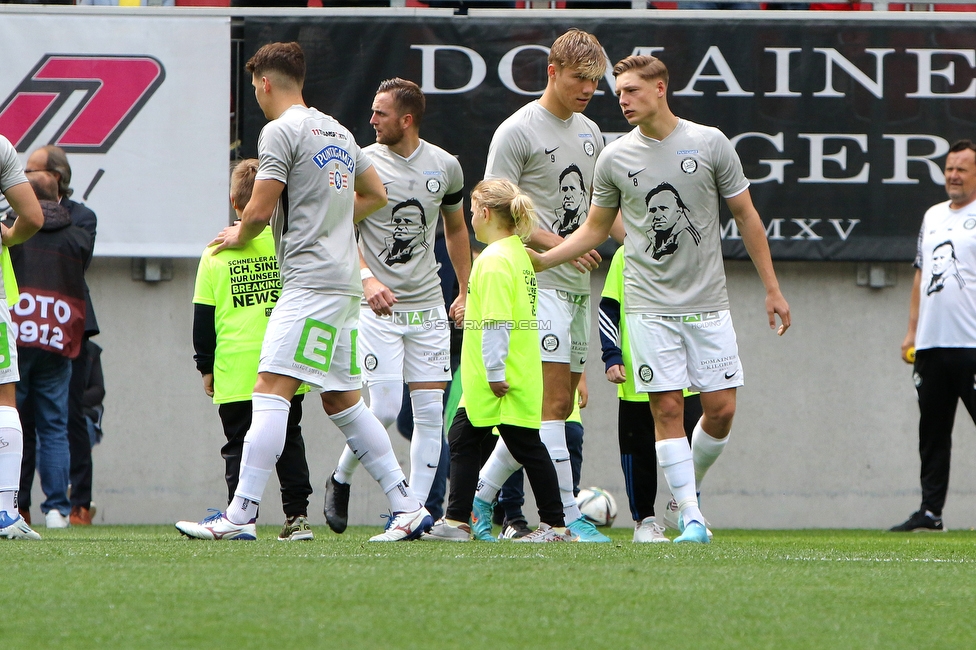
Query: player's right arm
531 204 616 272
210 179 282 254
526 227 602 273
902 268 921 359
353 164 388 224
1 181 44 246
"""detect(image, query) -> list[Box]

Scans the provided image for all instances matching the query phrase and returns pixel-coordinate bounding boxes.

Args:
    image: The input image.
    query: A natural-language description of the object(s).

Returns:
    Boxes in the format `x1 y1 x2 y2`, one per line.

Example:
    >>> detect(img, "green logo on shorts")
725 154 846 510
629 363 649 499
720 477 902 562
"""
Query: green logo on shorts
295 318 337 372
349 328 360 376
0 323 9 369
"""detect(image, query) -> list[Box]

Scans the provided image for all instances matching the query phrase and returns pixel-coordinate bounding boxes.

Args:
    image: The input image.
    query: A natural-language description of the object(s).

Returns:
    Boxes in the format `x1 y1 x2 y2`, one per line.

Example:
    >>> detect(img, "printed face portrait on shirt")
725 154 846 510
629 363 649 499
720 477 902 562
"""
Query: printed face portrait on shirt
926 239 966 295
553 164 586 237
646 185 683 233
383 198 427 265
642 182 700 260
932 241 955 277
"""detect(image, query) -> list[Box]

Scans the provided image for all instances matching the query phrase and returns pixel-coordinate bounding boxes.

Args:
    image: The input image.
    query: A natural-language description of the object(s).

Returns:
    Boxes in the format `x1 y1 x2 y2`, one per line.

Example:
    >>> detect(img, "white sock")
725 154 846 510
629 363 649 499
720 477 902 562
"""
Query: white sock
334 380 402 484
540 420 582 523
330 398 418 513
476 437 521 503
227 393 290 524
656 437 703 526
333 446 359 485
692 419 728 489
0 406 23 513
408 388 444 504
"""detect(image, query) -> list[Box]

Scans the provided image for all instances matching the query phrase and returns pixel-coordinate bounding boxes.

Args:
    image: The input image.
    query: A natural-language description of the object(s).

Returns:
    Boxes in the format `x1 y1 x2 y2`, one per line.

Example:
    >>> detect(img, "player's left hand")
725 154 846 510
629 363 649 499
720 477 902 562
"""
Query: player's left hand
209 222 243 254
766 288 791 336
449 294 466 327
489 380 509 397
577 376 588 409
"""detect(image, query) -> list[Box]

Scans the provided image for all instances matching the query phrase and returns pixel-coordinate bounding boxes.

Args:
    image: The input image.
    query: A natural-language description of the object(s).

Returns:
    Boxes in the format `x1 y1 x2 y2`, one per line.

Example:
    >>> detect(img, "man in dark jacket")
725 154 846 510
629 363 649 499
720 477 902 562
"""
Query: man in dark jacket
8 171 92 528
22 146 99 525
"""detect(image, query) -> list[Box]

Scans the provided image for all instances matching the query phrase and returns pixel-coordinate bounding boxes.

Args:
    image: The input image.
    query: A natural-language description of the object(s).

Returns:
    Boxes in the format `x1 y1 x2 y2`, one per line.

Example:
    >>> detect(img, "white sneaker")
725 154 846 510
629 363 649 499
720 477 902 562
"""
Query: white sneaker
369 507 433 542
0 510 41 540
421 518 470 542
45 509 70 529
512 522 577 543
633 516 670 543
662 498 713 540
175 510 256 540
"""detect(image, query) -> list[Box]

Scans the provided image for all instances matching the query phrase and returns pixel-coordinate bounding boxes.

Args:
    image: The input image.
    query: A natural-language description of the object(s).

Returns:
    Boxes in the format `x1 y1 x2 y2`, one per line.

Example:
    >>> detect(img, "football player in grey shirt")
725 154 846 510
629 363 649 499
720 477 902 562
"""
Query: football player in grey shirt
325 78 471 533
178 42 431 543
532 55 790 543
479 28 611 543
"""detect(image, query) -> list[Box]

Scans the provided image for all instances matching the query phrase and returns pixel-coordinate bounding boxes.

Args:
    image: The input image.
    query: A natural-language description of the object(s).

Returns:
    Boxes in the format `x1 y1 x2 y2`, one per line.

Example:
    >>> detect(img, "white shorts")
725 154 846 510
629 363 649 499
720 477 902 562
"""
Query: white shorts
259 289 362 392
625 310 744 393
358 304 451 384
537 288 590 374
0 304 19 384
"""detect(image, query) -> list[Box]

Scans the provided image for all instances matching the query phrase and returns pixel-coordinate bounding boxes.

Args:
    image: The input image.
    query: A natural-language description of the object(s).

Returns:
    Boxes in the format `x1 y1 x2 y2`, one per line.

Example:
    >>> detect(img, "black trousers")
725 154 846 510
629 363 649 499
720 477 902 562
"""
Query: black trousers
445 407 564 528
618 393 702 522
67 344 92 509
914 348 976 517
218 395 312 518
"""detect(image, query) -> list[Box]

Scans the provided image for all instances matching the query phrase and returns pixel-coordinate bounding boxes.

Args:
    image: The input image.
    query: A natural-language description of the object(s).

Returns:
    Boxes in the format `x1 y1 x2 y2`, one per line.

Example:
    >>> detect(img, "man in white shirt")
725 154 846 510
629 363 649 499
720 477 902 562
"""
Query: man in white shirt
892 139 976 533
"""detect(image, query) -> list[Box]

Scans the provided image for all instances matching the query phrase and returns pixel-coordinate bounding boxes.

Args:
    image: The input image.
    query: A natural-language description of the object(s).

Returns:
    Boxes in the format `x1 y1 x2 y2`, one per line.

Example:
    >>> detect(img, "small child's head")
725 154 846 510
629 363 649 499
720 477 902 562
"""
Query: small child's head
470 178 538 243
230 158 259 216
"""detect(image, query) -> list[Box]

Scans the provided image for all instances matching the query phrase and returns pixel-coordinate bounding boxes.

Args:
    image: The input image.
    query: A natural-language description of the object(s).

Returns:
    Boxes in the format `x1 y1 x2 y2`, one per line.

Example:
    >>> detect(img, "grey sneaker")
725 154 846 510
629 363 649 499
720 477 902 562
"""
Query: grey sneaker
513 522 577 543
277 515 314 541
421 518 471 542
633 516 670 543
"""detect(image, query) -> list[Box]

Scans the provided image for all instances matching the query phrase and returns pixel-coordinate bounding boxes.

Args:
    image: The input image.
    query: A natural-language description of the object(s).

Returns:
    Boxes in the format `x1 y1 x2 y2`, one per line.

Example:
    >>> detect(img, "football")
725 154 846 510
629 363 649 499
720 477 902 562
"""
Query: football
577 487 617 527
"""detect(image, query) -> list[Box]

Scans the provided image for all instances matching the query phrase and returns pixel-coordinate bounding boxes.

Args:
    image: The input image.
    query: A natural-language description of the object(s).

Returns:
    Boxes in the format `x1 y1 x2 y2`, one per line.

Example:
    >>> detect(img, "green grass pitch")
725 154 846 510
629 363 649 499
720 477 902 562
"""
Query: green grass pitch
4 526 975 649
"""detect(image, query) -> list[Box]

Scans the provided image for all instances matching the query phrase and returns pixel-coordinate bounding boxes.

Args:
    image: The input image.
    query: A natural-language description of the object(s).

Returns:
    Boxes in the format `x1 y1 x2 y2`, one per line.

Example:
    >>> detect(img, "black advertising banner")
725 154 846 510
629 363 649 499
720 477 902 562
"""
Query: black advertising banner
242 14 975 261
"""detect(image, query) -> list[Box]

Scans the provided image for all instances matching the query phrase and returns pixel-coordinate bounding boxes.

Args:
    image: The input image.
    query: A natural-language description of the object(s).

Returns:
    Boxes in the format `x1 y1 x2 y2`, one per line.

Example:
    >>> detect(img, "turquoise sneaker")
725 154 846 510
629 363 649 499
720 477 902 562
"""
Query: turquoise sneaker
674 521 710 544
567 516 611 543
470 497 497 542
663 498 713 540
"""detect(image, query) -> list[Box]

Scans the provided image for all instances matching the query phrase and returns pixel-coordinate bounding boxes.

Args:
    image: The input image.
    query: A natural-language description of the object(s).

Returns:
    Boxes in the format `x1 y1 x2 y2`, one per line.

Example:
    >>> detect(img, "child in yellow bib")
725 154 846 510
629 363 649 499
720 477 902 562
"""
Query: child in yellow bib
426 179 572 543
188 159 313 542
